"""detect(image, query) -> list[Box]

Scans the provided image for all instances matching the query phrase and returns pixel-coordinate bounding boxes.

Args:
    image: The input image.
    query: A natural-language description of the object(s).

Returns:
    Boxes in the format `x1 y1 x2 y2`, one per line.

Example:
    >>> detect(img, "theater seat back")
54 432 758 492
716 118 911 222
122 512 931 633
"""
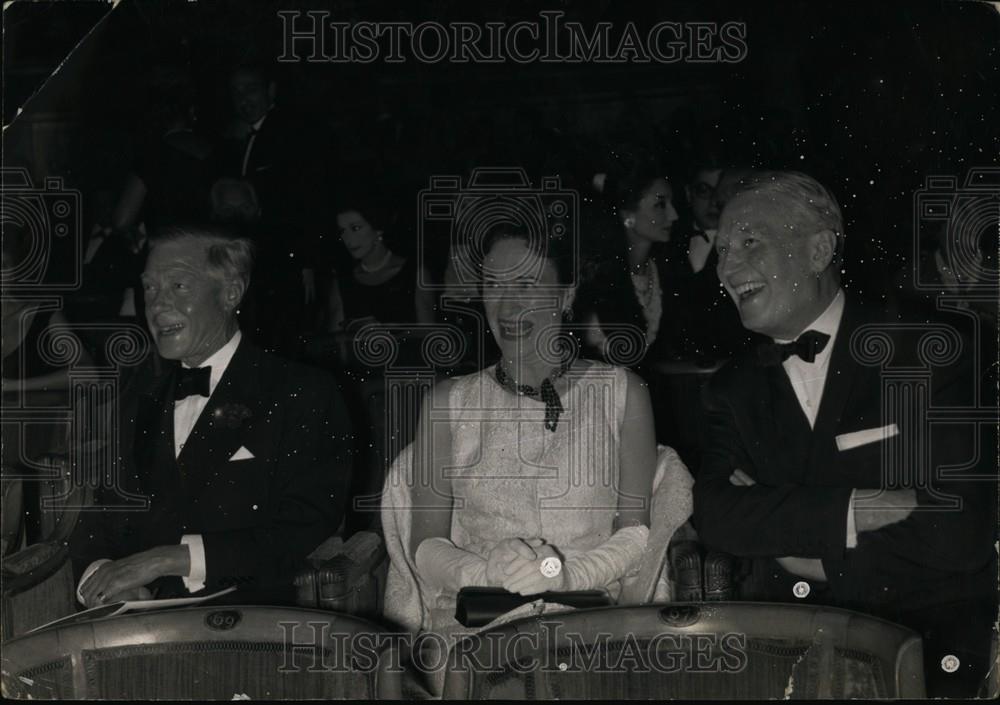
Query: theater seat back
1 606 399 700
441 603 925 699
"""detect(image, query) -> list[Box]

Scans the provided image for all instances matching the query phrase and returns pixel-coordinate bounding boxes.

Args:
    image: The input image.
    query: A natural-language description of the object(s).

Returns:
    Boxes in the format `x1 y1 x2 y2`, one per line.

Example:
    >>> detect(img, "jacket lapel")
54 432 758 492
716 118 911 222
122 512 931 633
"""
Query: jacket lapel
733 359 785 481
806 295 864 474
765 362 814 481
134 368 180 496
175 339 263 490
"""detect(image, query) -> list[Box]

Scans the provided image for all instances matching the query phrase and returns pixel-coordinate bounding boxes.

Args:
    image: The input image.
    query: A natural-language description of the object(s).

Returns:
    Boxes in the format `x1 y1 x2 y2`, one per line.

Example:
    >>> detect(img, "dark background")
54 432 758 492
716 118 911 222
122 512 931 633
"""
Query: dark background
3 0 999 297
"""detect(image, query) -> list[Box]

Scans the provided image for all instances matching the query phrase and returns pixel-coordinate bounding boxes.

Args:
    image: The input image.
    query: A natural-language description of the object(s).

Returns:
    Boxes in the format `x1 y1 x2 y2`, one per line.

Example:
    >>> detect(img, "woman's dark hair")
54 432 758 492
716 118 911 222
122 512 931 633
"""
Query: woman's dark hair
333 191 395 236
480 221 575 288
573 201 647 357
601 154 669 217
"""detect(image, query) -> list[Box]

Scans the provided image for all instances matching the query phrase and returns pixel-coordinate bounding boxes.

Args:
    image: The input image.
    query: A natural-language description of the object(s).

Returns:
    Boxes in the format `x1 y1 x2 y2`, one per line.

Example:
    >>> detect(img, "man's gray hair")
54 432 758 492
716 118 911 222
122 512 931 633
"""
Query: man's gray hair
731 170 845 268
151 225 255 293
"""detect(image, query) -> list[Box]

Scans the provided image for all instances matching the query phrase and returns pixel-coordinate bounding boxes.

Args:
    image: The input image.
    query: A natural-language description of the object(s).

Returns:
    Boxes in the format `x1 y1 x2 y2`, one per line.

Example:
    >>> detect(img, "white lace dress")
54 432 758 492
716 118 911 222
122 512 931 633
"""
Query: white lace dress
381 361 693 636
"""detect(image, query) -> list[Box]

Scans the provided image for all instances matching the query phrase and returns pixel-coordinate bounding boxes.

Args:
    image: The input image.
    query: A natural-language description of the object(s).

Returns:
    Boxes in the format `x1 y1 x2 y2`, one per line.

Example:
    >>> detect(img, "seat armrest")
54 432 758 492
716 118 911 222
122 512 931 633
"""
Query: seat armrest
2 542 70 598
667 540 703 601
294 531 388 619
703 551 736 601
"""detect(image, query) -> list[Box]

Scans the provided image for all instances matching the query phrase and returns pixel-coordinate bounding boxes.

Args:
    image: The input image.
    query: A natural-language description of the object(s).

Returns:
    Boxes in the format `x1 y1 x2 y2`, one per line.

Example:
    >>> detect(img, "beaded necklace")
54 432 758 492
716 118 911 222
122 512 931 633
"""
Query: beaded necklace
630 260 662 346
494 359 572 432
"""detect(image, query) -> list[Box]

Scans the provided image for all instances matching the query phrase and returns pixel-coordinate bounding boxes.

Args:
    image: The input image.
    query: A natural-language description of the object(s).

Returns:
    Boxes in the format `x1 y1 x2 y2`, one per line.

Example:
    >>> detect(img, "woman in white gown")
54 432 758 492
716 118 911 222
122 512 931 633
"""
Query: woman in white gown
381 221 693 639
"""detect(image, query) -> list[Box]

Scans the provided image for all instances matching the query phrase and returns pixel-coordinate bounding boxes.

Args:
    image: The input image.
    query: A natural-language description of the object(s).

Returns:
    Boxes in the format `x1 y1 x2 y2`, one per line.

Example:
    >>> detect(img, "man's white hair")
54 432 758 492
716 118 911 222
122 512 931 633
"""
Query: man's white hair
731 170 845 269
151 225 255 295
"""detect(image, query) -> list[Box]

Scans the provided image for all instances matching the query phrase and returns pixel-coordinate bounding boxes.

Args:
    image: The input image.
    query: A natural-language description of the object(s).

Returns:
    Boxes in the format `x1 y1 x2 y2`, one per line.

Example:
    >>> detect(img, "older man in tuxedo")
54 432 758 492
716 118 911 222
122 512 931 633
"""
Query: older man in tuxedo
71 225 353 606
693 171 996 697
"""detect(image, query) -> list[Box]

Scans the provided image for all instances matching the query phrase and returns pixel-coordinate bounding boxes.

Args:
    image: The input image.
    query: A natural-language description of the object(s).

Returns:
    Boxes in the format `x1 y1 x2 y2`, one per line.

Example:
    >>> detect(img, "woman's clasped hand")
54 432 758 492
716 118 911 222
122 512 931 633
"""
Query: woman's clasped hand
486 538 566 595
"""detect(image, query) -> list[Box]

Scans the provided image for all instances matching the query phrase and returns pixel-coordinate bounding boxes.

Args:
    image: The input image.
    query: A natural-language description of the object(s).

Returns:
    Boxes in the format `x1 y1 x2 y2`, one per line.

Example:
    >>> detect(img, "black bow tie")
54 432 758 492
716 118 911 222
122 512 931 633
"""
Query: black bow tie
175 366 211 400
757 330 831 366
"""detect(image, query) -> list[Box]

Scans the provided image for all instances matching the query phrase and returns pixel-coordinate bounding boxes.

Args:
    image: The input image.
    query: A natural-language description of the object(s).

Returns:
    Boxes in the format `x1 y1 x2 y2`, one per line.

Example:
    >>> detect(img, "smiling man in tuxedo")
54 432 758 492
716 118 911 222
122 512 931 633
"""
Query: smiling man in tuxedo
692 171 996 697
71 225 353 606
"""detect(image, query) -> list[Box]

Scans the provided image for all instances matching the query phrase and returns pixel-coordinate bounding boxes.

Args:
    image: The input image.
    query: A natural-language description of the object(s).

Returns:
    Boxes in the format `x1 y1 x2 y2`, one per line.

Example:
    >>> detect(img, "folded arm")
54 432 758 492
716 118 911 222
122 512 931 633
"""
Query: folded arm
693 379 853 559
696 364 994 575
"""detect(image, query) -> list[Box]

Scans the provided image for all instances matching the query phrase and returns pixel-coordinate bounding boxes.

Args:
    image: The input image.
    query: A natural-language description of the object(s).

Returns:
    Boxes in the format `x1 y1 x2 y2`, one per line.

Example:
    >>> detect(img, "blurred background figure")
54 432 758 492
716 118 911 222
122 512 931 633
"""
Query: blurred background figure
2 225 93 400
73 186 147 334
209 177 264 340
111 66 215 237
219 63 329 358
576 153 680 367
667 162 755 362
893 218 998 330
326 192 428 333
210 177 261 227
2 225 93 472
101 67 215 323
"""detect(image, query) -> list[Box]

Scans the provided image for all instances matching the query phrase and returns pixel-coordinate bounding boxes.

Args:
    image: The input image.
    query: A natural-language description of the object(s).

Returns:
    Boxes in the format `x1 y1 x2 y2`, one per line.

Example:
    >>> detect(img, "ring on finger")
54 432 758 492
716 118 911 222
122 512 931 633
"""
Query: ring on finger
539 556 562 578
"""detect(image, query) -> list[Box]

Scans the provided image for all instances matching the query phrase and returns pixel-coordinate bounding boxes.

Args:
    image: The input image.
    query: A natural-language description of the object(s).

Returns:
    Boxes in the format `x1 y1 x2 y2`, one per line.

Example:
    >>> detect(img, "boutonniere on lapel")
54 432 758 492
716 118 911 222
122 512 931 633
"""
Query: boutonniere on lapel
212 403 252 430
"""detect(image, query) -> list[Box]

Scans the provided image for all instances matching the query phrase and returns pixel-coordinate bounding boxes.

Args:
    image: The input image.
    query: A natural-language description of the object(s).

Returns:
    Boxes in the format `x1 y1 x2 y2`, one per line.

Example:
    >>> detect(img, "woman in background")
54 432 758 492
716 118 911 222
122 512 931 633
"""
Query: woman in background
327 194 431 330
576 157 681 365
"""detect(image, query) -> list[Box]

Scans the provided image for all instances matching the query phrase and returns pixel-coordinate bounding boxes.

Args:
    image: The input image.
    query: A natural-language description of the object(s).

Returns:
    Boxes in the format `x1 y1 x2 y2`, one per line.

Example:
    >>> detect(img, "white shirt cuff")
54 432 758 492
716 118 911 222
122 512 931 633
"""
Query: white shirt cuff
76 558 111 605
180 534 206 592
846 489 858 549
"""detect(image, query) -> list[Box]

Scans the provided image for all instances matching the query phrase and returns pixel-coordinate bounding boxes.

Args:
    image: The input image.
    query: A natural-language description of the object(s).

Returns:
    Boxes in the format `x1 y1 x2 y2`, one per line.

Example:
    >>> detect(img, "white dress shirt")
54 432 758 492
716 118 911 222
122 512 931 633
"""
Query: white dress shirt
175 330 242 591
77 331 242 603
174 330 242 456
777 290 843 428
774 290 858 548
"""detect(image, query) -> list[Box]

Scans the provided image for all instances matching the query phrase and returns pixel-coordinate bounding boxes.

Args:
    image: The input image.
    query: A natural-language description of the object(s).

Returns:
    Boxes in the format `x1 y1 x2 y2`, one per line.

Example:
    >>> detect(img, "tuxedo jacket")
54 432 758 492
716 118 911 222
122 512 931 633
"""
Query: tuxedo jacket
71 339 354 602
693 296 996 617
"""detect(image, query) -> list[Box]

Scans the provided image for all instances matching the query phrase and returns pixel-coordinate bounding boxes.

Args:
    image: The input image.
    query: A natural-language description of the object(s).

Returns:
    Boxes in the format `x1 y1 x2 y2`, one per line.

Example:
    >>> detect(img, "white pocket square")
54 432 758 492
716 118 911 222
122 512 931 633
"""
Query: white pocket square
229 446 255 461
836 423 899 451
